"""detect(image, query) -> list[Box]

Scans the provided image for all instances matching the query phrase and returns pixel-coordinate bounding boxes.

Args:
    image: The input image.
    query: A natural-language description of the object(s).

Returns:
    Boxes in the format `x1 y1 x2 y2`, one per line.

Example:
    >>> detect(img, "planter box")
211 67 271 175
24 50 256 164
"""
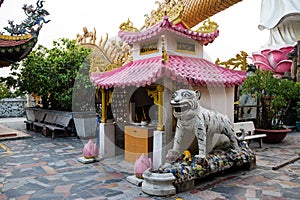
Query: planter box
73 111 97 138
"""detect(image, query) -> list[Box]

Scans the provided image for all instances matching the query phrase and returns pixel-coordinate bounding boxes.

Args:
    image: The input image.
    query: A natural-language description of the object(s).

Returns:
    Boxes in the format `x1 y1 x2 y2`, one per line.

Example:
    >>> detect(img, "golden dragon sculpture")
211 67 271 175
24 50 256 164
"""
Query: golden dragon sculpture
142 0 243 29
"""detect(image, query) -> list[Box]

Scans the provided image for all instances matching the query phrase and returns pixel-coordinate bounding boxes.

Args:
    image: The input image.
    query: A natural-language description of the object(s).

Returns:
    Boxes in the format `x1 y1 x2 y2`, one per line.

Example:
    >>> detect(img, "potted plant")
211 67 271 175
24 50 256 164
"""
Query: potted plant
241 69 300 143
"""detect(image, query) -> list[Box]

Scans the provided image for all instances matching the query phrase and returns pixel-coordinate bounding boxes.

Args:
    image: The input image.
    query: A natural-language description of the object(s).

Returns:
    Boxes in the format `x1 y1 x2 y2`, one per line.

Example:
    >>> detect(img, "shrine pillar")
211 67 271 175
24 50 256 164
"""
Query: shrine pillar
153 82 173 169
99 88 115 158
101 89 107 123
157 85 164 131
152 85 164 169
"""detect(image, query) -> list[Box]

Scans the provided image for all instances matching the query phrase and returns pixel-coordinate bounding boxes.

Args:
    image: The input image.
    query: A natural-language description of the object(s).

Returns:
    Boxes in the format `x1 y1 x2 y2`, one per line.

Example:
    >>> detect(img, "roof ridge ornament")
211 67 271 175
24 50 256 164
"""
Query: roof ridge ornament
76 28 133 73
215 51 248 70
143 0 185 29
161 35 168 63
119 18 139 32
195 18 219 34
1 0 50 37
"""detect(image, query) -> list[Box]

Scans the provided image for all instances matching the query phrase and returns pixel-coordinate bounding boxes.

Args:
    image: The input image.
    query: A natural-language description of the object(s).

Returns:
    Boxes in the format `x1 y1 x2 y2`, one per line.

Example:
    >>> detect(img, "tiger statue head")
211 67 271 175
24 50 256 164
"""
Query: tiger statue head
170 89 201 120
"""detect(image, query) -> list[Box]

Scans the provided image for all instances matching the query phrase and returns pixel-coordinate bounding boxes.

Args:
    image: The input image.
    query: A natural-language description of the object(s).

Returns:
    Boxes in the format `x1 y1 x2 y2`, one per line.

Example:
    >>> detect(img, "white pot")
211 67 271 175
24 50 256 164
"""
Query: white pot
142 168 176 196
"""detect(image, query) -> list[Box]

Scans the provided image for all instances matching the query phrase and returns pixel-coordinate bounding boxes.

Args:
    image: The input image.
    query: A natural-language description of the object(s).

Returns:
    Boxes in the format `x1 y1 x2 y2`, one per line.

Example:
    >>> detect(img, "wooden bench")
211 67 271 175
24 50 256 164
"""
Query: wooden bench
234 121 266 148
43 115 72 138
33 112 57 132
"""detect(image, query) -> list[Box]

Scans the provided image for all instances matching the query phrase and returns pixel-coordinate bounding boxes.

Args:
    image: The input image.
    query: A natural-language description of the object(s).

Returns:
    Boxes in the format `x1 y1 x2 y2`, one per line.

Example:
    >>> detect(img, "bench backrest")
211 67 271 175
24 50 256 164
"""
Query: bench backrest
44 113 58 124
55 116 72 128
234 121 255 136
35 111 46 122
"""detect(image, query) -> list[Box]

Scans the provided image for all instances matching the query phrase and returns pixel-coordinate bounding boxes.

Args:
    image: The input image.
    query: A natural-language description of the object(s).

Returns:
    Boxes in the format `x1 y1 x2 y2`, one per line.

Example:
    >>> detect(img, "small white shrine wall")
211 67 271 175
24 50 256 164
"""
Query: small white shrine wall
192 86 235 153
196 86 235 121
132 31 204 61
164 31 203 58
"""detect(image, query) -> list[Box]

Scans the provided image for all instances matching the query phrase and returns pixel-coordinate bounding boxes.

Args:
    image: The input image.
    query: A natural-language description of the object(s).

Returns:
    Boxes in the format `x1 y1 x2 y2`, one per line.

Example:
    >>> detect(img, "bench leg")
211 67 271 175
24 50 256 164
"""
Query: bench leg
64 130 68 137
25 123 31 130
259 138 263 148
42 127 46 136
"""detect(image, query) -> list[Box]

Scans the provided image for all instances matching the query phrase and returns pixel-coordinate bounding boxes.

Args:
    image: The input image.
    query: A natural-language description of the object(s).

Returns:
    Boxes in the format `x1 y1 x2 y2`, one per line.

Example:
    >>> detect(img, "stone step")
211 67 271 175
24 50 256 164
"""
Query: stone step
0 132 17 138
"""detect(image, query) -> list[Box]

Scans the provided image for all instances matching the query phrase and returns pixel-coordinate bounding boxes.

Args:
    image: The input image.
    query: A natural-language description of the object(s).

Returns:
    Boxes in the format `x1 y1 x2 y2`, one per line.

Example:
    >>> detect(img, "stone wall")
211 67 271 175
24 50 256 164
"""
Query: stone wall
0 98 29 118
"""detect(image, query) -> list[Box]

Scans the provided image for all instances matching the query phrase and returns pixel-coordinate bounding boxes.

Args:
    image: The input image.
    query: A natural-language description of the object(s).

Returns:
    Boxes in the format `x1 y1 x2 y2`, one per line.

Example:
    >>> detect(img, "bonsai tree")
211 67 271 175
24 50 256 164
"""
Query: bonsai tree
241 69 300 129
1 38 92 111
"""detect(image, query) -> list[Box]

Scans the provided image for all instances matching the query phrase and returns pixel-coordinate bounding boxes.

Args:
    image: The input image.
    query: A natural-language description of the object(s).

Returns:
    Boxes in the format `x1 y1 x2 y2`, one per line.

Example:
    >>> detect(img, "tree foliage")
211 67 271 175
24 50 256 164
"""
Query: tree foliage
0 81 13 100
1 38 92 111
242 70 300 129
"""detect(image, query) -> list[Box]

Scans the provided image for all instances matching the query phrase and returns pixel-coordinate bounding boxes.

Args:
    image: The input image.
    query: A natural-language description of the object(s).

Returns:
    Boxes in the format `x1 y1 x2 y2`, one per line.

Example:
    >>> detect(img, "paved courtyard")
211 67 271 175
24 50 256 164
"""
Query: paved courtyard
0 118 300 200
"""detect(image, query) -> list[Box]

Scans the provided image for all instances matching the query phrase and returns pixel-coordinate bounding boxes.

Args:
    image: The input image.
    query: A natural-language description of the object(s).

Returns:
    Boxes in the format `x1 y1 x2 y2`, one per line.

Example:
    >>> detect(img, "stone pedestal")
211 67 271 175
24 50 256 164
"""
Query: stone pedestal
99 123 115 158
142 169 176 196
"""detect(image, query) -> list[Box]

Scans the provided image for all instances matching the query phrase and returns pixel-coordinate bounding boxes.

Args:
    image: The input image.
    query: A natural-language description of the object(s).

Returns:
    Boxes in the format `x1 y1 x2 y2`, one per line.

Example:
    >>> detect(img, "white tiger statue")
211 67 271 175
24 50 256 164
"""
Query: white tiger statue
166 89 241 162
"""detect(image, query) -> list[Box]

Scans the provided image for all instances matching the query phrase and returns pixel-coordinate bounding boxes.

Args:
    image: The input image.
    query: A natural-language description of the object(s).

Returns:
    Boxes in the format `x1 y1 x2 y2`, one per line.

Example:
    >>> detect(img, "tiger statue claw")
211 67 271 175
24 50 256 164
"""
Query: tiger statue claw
166 89 241 163
166 149 181 163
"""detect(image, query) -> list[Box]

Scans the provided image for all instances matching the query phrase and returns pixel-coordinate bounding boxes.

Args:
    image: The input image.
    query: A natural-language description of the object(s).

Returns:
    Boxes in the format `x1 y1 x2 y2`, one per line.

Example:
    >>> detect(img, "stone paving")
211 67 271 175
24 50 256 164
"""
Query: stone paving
0 117 300 200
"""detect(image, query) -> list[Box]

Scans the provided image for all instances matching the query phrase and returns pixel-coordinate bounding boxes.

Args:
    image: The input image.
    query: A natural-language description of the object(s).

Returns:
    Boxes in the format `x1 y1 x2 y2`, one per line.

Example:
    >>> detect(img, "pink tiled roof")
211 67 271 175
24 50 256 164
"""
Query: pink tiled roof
90 55 246 89
118 16 219 45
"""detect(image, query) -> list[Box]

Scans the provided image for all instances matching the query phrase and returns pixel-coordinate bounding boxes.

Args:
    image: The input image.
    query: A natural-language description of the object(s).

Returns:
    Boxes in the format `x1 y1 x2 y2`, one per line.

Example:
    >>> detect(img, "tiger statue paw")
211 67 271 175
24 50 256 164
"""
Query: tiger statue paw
166 149 181 163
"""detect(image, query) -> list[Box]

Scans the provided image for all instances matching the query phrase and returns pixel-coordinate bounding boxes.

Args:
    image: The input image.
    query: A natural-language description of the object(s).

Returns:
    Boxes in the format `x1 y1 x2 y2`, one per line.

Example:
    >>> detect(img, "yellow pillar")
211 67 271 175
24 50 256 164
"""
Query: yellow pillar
101 89 107 123
157 85 164 131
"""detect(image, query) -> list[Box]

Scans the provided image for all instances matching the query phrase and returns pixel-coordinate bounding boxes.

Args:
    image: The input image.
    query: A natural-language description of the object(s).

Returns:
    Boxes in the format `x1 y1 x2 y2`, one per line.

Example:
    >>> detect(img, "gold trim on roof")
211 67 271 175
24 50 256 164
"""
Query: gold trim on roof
0 33 32 40
119 19 139 32
76 28 133 73
195 18 219 34
215 51 248 70
161 35 169 63
143 0 185 29
76 27 97 44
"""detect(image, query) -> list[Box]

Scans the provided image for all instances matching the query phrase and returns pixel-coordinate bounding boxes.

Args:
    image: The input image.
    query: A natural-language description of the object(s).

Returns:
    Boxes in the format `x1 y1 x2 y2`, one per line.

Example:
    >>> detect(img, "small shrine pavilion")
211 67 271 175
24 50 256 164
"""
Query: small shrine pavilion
89 0 246 168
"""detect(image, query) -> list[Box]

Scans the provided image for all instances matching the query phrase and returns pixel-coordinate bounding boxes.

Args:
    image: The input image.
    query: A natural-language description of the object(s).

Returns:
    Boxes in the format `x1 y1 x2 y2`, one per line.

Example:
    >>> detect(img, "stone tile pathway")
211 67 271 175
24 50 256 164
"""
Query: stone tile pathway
0 118 299 199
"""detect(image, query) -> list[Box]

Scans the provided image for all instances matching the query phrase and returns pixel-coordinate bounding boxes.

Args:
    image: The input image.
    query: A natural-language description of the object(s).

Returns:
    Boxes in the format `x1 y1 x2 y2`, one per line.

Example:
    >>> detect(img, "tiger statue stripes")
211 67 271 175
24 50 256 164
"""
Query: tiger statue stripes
166 89 241 162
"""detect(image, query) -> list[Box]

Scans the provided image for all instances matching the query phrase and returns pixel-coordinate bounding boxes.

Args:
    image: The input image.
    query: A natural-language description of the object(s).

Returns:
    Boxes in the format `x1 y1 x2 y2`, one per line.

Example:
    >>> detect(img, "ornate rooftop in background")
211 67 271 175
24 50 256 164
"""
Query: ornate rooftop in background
78 0 243 74
0 0 50 67
84 0 246 89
